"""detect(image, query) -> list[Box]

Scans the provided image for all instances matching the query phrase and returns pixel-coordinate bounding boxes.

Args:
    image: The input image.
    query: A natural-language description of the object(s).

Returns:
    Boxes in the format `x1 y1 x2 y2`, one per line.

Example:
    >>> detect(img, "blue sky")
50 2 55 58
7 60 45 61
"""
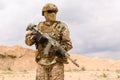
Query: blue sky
0 0 120 59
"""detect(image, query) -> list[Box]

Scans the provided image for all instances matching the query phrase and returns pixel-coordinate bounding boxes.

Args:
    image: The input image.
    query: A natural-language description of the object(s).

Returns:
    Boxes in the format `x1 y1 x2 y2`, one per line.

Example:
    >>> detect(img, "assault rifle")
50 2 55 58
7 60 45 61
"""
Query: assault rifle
26 23 79 67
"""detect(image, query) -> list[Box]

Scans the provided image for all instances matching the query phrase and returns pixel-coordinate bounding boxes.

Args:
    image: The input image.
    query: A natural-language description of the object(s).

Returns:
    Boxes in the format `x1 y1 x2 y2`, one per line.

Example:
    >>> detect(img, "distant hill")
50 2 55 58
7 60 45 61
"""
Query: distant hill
0 45 120 71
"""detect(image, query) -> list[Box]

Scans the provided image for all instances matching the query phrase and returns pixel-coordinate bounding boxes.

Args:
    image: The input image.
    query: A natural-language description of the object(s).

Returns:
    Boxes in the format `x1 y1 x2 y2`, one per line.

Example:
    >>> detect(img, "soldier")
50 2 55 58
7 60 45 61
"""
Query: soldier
25 3 73 80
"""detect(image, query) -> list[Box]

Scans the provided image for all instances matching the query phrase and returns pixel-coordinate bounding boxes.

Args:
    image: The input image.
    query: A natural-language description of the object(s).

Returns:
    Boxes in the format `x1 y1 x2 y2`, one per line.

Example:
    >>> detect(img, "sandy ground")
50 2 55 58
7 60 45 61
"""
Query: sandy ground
0 46 120 80
0 71 120 80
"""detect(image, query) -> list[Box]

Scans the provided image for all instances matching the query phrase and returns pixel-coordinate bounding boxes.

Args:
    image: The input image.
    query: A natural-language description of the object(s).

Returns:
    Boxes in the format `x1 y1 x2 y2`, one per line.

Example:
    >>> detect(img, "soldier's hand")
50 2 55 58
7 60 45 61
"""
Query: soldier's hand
33 34 48 44
55 48 68 64
55 49 63 58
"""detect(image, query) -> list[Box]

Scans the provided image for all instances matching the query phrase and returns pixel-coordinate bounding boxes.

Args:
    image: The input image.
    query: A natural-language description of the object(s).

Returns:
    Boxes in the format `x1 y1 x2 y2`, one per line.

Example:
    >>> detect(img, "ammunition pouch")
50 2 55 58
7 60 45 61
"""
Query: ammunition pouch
56 57 68 64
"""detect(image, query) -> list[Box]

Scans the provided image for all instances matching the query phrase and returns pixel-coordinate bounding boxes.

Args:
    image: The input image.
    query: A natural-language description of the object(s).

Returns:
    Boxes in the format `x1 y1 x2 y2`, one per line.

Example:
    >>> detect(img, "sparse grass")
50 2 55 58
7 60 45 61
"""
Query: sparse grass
100 73 108 78
80 67 86 71
7 67 12 71
0 70 119 80
116 70 120 73
117 75 120 78
94 72 109 79
72 69 81 72
0 71 13 74
65 69 80 72
6 64 12 71
116 70 120 79
65 66 86 72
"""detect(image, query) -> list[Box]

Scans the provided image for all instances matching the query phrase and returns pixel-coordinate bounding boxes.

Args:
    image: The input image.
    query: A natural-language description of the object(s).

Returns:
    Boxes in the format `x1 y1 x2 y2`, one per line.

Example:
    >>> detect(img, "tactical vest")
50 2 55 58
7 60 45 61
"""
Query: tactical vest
35 21 66 66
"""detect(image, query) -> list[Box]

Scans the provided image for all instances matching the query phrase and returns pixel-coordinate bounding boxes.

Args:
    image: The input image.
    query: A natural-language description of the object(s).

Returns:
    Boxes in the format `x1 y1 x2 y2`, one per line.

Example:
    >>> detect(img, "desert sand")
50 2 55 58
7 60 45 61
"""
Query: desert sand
0 71 120 80
0 45 120 80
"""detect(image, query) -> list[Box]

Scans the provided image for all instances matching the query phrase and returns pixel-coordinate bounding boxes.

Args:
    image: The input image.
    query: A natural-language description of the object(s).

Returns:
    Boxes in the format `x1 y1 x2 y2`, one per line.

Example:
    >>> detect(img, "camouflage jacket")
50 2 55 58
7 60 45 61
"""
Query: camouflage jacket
25 21 73 66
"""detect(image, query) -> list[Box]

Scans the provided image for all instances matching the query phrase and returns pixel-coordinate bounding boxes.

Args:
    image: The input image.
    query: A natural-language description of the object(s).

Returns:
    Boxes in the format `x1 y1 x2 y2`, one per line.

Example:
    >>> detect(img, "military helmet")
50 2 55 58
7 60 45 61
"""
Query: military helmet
42 3 58 16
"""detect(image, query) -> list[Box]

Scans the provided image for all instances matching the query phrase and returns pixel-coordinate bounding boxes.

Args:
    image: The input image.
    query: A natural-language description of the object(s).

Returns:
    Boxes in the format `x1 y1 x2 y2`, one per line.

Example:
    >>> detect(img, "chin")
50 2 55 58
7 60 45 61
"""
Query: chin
49 17 56 21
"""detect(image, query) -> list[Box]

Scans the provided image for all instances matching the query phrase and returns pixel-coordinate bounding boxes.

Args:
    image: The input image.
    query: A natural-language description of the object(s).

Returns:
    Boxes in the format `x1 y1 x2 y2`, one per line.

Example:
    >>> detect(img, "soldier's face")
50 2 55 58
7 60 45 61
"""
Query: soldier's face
44 10 57 22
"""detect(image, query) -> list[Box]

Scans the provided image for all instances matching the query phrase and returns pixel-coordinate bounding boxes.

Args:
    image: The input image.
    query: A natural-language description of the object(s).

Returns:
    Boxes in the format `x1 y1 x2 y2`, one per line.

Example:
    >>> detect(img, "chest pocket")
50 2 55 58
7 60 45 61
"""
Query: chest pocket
54 23 65 42
52 22 65 41
39 22 63 41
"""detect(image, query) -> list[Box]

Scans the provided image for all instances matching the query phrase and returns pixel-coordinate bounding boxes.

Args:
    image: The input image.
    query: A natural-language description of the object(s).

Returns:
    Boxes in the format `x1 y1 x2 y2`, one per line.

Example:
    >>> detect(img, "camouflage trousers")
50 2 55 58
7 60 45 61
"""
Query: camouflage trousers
36 62 64 80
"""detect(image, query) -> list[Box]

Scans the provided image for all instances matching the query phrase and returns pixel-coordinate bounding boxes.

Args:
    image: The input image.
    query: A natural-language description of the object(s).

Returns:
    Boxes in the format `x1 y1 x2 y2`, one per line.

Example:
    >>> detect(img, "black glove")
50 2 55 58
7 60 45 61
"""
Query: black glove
55 48 66 58
55 48 68 64
33 34 48 44
55 49 63 57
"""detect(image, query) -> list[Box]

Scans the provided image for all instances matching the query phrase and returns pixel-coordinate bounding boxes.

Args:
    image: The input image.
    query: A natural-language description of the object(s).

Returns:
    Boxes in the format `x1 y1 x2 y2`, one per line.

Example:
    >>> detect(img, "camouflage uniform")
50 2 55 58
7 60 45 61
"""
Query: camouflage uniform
25 3 72 80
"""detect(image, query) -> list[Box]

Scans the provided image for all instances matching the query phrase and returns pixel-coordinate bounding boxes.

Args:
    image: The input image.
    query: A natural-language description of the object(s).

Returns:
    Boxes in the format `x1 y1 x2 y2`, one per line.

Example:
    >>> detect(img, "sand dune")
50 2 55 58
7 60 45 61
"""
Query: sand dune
0 45 120 71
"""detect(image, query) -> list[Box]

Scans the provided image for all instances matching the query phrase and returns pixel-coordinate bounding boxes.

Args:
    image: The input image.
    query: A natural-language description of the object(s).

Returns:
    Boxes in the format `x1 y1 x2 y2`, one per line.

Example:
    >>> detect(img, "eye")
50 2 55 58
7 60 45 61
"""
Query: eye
47 10 57 14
